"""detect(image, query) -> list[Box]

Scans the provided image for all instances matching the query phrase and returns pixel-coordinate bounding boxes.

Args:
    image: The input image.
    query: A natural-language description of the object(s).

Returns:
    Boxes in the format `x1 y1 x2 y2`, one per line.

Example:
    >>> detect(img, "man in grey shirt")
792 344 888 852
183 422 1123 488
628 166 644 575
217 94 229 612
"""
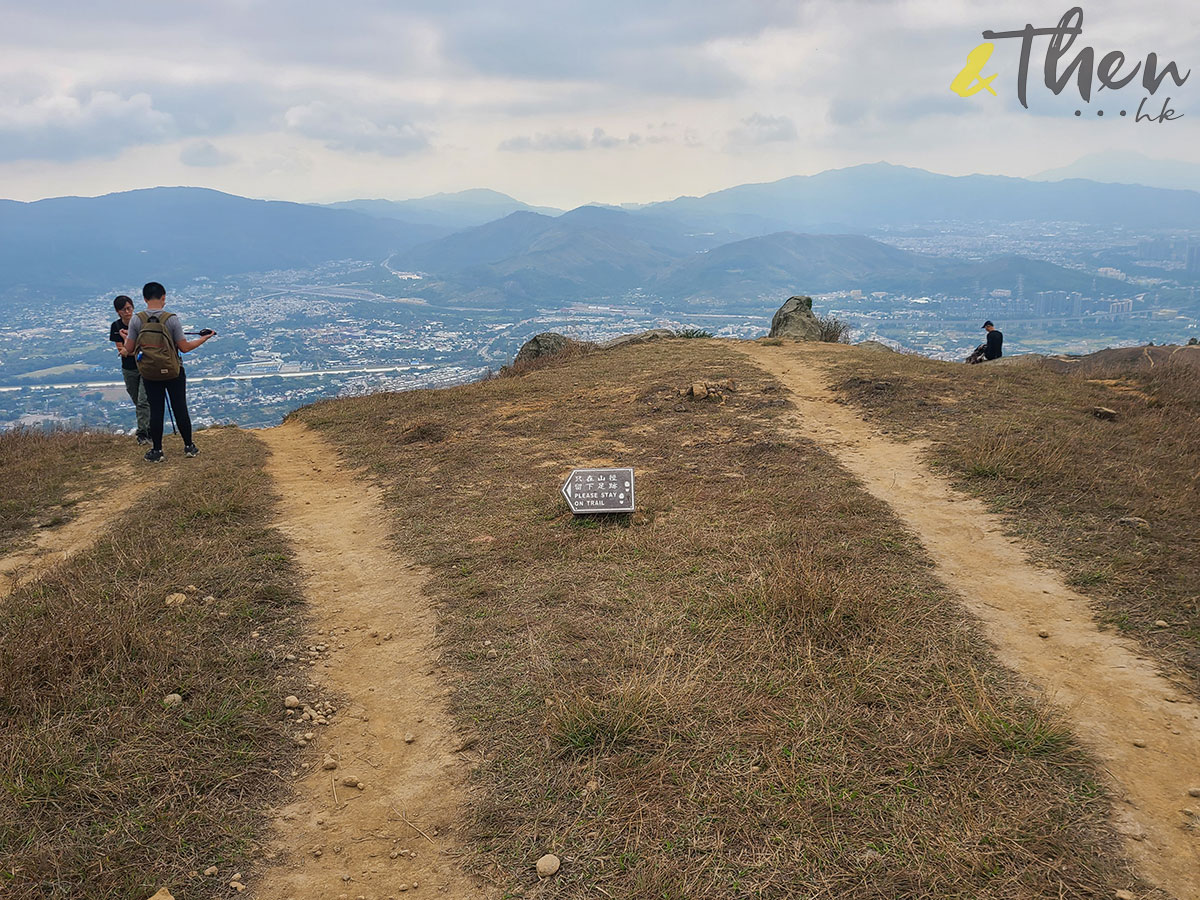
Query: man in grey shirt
123 281 216 462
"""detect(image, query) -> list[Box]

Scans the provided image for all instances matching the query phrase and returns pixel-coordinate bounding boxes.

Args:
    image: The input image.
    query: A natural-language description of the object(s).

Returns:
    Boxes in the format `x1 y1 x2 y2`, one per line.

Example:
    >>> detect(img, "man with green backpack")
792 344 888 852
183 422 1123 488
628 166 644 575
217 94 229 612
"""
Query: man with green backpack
122 281 217 462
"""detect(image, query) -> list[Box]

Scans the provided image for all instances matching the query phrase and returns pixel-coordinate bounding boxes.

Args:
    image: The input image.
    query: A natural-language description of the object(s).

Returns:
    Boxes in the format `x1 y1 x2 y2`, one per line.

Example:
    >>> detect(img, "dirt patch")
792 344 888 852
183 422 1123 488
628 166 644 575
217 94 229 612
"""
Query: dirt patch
744 341 1200 900
256 421 489 900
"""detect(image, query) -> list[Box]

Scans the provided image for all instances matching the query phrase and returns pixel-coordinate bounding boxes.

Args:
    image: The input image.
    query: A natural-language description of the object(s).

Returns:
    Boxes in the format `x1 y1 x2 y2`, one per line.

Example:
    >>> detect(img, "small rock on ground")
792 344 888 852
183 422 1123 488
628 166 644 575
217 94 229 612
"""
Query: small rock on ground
163 693 183 707
146 890 175 900
537 853 561 877
1115 891 1136 900
284 695 301 709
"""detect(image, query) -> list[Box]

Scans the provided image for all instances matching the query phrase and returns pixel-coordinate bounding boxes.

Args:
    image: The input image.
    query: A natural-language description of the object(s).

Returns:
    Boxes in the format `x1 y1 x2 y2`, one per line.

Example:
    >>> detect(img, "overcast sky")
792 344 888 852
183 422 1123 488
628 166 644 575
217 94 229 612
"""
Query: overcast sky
0 0 1195 206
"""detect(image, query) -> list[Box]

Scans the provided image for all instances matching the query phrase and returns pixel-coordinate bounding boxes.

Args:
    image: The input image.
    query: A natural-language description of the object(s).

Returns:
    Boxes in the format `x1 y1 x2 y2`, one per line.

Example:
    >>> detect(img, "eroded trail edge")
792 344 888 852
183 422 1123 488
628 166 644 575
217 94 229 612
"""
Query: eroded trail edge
0 462 158 599
258 421 487 899
745 343 1200 899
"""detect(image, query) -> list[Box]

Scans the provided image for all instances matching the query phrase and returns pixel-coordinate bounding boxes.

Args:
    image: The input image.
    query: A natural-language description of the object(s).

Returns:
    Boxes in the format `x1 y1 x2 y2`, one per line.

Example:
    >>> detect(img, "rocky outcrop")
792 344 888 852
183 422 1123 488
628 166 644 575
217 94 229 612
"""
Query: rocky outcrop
856 340 895 352
768 296 822 341
598 328 675 350
514 332 572 364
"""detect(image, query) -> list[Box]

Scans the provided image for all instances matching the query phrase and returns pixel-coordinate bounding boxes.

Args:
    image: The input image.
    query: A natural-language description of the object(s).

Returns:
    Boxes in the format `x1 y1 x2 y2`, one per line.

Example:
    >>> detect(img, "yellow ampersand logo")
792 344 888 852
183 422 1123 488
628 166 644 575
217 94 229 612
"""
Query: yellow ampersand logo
950 42 998 97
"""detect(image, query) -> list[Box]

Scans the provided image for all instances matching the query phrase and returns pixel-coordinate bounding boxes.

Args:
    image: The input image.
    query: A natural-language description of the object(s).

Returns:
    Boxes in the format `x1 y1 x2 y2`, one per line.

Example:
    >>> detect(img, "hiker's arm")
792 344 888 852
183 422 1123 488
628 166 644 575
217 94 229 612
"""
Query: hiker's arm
177 331 216 353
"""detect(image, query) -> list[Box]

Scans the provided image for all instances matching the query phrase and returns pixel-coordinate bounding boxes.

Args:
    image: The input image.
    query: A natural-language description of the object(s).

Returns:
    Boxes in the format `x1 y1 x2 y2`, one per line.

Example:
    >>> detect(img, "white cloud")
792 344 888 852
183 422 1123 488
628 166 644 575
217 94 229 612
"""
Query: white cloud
498 127 643 152
180 140 238 167
282 102 431 156
727 113 798 147
0 90 172 162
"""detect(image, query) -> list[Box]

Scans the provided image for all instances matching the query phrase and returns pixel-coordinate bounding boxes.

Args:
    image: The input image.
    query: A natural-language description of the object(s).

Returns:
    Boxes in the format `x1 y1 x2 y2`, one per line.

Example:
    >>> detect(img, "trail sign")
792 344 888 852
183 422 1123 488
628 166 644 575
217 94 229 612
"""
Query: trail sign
561 467 635 514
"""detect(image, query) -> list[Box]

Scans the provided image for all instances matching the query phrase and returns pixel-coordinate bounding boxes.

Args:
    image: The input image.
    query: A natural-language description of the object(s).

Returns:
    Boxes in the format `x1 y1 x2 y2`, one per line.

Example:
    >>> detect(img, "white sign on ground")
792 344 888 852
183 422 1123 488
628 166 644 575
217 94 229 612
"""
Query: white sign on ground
561 468 635 514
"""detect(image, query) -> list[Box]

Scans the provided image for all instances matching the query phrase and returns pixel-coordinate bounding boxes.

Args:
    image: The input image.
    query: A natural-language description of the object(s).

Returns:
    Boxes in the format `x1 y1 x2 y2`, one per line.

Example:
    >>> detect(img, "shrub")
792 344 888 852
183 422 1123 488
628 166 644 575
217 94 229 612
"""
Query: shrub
815 314 852 343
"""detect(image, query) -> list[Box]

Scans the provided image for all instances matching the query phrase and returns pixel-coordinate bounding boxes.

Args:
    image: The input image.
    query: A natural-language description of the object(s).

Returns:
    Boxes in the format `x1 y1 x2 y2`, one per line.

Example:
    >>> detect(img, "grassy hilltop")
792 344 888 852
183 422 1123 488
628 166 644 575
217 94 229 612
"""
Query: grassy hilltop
1 338 1197 898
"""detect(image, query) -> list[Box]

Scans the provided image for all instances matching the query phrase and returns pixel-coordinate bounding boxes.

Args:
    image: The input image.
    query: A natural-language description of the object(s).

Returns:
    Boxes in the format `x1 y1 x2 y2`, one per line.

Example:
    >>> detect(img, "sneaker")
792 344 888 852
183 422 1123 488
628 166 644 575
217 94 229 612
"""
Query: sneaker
184 444 199 458
137 435 151 446
144 448 165 463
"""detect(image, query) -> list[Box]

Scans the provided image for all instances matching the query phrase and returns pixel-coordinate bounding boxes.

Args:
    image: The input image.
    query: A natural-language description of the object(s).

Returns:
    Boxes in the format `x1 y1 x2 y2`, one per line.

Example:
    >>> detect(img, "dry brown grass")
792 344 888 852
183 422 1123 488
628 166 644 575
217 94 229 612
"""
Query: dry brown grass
0 428 125 554
496 338 597 379
296 342 1143 899
831 353 1200 683
0 428 308 900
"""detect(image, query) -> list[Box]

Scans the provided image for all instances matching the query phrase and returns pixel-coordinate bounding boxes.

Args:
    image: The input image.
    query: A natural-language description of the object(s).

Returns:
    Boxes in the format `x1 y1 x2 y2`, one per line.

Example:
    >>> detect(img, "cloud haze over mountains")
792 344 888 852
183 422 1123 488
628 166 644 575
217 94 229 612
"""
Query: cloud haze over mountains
0 1 1196 206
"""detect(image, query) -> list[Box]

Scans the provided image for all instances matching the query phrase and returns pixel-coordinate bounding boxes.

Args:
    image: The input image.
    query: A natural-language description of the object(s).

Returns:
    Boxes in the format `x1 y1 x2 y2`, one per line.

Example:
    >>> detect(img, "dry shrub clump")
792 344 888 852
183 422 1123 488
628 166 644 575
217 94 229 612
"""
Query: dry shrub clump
298 340 1136 899
815 314 852 343
498 339 596 378
0 428 124 552
0 428 306 899
834 353 1200 681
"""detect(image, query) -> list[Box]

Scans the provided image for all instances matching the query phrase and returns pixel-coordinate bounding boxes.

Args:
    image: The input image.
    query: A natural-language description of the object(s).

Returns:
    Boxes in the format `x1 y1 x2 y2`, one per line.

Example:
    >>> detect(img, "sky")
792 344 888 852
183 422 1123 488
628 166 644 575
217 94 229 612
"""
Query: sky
0 0 1195 207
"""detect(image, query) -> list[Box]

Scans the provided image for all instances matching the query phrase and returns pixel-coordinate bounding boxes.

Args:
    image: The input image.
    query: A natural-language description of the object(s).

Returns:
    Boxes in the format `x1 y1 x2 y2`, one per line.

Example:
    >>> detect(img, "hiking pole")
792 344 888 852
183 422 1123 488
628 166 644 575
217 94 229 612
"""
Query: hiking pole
165 393 178 435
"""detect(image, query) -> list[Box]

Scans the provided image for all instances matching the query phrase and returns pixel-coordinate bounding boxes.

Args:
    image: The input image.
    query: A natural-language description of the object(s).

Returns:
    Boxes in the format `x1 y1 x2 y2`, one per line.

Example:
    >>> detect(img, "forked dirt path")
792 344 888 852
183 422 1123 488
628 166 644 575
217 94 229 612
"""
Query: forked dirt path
257 421 489 900
744 342 1200 900
0 462 157 599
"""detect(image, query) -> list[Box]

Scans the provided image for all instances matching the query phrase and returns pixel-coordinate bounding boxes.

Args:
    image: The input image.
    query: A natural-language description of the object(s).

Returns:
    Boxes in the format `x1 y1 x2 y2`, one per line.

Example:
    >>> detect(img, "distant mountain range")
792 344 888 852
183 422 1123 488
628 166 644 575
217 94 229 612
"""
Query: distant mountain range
398 215 1133 307
1031 151 1200 193
1 163 1192 305
641 162 1200 234
0 188 444 298
325 188 563 230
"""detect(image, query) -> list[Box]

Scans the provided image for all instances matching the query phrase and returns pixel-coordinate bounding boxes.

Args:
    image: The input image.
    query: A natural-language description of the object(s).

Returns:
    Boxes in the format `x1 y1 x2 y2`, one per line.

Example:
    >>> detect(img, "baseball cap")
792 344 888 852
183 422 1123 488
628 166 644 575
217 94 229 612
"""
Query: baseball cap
981 320 994 328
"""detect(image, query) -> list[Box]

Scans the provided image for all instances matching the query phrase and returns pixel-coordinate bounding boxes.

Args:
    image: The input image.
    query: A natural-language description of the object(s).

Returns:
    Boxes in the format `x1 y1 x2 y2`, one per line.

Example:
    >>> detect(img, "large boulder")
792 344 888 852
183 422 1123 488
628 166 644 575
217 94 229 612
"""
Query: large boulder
514 332 572 364
768 296 822 341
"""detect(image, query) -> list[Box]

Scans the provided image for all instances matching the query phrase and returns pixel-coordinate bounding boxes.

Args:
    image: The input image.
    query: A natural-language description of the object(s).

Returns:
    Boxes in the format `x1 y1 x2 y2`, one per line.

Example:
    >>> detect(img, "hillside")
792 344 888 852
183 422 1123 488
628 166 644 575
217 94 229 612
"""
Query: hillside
3 163 1190 309
2 339 1198 899
327 188 564 229
0 187 444 297
655 234 1134 302
645 161 1200 232
397 208 1134 307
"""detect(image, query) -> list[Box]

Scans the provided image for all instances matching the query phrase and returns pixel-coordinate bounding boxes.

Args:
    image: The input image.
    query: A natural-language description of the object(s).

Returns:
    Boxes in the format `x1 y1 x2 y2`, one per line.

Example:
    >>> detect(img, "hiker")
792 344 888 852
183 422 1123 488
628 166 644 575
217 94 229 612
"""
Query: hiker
966 320 1004 364
122 282 216 462
109 295 150 444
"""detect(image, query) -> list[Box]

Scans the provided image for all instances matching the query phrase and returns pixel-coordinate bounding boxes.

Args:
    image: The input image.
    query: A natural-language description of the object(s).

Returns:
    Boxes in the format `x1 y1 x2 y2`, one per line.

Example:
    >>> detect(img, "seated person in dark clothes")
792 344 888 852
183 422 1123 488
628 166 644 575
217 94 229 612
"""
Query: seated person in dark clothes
982 320 1003 360
109 295 150 444
967 320 1004 364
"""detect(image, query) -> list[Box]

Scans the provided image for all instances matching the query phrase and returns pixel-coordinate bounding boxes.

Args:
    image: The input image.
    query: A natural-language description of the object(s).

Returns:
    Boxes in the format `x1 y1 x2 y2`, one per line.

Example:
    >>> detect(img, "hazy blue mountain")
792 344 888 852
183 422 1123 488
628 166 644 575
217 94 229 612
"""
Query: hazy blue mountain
656 233 935 300
0 187 444 298
642 162 1200 233
398 206 1136 307
394 204 739 305
327 188 563 229
1031 151 1200 193
655 233 1134 303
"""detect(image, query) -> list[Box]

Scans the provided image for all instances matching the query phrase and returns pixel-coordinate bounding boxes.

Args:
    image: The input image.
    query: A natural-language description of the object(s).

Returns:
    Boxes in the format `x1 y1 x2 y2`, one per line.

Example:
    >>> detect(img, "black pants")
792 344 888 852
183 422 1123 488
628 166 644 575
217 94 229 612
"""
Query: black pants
143 368 193 451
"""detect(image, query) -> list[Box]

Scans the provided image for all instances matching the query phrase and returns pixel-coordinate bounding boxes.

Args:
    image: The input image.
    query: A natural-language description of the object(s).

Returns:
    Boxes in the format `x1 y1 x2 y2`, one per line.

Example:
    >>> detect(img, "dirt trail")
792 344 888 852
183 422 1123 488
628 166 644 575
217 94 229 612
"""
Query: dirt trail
0 463 156 599
257 421 489 900
744 342 1200 900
